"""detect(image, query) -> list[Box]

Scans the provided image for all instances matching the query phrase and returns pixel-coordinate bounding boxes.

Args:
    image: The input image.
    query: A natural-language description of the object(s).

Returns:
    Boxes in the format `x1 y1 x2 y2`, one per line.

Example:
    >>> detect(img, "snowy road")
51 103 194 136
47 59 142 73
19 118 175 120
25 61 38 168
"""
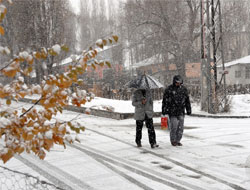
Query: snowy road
2 109 250 190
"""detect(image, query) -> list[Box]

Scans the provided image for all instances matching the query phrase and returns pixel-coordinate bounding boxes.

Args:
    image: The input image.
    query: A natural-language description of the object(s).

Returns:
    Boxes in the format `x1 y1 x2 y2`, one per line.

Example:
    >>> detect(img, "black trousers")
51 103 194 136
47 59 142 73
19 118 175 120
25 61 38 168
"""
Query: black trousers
135 114 156 145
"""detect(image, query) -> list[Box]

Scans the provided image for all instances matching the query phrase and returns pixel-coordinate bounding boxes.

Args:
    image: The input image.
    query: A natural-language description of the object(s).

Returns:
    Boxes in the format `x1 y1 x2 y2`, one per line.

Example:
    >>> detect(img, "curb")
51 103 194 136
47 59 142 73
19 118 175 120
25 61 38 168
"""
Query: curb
190 113 250 119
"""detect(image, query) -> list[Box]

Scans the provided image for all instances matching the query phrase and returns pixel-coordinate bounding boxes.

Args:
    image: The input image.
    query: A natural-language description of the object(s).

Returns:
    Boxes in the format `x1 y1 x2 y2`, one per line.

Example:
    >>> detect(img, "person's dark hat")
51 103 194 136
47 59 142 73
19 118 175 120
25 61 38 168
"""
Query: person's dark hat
173 75 183 85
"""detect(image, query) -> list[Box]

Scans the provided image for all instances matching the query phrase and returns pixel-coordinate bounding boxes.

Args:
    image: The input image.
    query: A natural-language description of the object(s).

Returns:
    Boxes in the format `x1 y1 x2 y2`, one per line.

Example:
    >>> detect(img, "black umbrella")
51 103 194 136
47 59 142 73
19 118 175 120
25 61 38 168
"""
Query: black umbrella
125 74 164 89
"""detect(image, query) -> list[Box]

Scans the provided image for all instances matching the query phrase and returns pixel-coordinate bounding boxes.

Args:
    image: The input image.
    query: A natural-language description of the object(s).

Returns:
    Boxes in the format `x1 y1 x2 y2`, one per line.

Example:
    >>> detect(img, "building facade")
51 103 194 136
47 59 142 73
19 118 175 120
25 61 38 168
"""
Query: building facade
217 55 250 85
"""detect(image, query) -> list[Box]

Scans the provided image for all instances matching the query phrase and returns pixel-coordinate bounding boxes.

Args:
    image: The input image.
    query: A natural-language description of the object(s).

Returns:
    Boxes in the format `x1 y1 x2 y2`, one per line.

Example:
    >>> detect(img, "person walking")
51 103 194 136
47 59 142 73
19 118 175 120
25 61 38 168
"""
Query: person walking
162 75 191 146
132 89 159 148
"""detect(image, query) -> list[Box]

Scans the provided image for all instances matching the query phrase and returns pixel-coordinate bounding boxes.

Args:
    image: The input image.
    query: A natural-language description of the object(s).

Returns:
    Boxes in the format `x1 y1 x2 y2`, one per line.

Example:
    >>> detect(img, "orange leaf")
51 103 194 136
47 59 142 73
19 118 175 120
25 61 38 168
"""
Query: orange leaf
1 149 13 163
3 68 17 78
96 43 103 49
53 135 64 145
41 53 47 59
31 147 38 154
112 35 119 42
27 121 34 127
77 80 83 85
0 90 8 98
38 150 46 160
6 99 11 105
48 49 57 56
102 39 107 46
0 26 4 35
82 63 87 71
26 133 34 141
105 61 111 68
27 66 33 73
61 45 69 52
19 91 27 98
80 99 87 105
32 129 39 135
83 57 88 63
91 63 96 70
99 62 104 67
15 146 24 154
22 133 27 140
67 122 73 128
34 52 41 59
44 139 54 151
44 112 52 120
28 58 34 65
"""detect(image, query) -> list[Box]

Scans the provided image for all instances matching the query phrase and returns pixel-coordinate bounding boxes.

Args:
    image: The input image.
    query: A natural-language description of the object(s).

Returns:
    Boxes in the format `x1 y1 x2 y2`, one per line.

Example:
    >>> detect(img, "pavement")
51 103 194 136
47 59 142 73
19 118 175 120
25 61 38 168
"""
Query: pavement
1 110 250 190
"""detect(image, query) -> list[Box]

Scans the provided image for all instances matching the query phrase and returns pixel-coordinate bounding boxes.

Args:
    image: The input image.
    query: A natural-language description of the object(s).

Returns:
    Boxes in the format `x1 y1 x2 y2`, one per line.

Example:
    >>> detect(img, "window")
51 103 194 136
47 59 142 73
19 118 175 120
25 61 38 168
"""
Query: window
246 66 250 79
147 69 152 75
235 71 241 78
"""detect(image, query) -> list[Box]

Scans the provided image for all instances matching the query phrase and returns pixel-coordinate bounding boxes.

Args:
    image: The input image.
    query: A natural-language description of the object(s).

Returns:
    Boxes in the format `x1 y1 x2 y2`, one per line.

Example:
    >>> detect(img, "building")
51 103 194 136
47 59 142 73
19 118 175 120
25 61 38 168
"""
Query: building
132 55 201 86
217 55 250 85
58 44 123 80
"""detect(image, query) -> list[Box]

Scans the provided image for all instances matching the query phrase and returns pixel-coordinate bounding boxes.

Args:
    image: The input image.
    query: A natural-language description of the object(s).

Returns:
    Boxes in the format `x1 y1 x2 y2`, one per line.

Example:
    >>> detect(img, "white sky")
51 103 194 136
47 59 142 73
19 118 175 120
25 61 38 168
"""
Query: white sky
70 0 121 17
69 0 81 15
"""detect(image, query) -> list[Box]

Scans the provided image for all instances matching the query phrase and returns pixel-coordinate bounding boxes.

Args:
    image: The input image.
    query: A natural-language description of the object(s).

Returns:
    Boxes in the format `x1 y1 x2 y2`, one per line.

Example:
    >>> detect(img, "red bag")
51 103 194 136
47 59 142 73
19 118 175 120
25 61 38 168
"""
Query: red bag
161 116 168 130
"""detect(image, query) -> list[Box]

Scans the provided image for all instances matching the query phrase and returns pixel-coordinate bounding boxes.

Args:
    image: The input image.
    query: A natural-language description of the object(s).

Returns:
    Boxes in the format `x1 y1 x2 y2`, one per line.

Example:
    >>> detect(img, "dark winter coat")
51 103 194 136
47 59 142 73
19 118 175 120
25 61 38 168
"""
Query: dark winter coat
162 75 191 116
132 89 154 120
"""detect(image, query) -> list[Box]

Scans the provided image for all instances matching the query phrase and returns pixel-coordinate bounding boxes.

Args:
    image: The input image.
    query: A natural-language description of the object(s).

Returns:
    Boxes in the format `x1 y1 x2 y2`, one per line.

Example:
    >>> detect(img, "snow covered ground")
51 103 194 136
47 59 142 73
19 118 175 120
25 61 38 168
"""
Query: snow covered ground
1 94 250 190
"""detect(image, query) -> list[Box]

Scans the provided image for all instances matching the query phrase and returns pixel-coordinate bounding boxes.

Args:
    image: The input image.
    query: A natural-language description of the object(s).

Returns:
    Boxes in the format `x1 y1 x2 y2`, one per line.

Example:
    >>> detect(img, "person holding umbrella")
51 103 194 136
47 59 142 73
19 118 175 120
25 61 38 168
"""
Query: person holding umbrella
129 74 163 148
162 75 191 146
132 88 159 148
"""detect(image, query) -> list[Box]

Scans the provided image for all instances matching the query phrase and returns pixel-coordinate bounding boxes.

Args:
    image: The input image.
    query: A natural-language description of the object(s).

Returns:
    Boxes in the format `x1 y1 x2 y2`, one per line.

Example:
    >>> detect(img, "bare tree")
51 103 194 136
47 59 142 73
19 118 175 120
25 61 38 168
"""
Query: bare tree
121 0 200 82
220 0 250 61
2 0 75 83
77 0 112 50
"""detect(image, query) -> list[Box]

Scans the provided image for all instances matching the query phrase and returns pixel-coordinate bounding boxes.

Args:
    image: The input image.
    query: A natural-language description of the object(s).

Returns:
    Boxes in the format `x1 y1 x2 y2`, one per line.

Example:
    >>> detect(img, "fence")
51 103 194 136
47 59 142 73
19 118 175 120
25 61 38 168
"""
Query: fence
227 84 250 94
100 84 250 102
0 166 64 190
100 87 200 102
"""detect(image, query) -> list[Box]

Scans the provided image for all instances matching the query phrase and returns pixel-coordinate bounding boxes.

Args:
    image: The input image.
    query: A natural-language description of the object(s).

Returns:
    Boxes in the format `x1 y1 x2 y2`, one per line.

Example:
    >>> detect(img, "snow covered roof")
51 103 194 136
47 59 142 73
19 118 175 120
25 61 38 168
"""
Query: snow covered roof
57 45 117 67
218 55 250 68
132 54 162 68
58 54 82 67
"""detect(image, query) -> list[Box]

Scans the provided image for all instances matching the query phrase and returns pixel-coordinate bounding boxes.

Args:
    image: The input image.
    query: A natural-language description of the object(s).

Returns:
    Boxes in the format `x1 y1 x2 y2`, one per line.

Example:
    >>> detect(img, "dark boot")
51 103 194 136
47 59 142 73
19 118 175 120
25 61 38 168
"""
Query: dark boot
171 142 177 146
136 141 142 147
177 142 182 146
151 144 159 149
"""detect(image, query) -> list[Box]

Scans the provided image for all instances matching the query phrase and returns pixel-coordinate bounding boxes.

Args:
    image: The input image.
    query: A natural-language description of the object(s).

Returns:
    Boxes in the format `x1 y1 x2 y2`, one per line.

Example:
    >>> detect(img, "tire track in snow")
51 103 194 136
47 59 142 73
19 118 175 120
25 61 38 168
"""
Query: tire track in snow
86 127 246 190
15 154 94 190
67 144 191 190
69 143 202 190
95 157 155 190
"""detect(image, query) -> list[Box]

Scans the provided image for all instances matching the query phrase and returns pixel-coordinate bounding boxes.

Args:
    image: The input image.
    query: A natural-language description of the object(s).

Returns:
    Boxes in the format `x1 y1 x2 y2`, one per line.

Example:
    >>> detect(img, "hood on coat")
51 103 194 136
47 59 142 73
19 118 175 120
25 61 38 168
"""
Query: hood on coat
172 75 183 85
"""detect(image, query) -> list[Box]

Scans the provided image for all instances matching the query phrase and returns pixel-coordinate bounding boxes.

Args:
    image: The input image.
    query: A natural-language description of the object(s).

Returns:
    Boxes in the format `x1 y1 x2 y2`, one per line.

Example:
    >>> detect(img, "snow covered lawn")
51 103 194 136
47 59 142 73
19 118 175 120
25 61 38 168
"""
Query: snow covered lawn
83 94 250 116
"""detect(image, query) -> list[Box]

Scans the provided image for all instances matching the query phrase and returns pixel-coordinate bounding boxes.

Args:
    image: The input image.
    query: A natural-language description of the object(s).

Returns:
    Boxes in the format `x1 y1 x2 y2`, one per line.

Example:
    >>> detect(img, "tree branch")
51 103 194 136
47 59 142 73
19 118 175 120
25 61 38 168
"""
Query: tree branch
19 96 43 118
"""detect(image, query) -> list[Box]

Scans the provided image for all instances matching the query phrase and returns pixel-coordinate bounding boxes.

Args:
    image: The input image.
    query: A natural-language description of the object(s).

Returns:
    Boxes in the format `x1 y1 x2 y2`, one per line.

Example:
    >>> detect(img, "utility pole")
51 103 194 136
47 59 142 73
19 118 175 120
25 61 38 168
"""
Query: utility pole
200 0 227 113
200 0 212 113
218 0 227 111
